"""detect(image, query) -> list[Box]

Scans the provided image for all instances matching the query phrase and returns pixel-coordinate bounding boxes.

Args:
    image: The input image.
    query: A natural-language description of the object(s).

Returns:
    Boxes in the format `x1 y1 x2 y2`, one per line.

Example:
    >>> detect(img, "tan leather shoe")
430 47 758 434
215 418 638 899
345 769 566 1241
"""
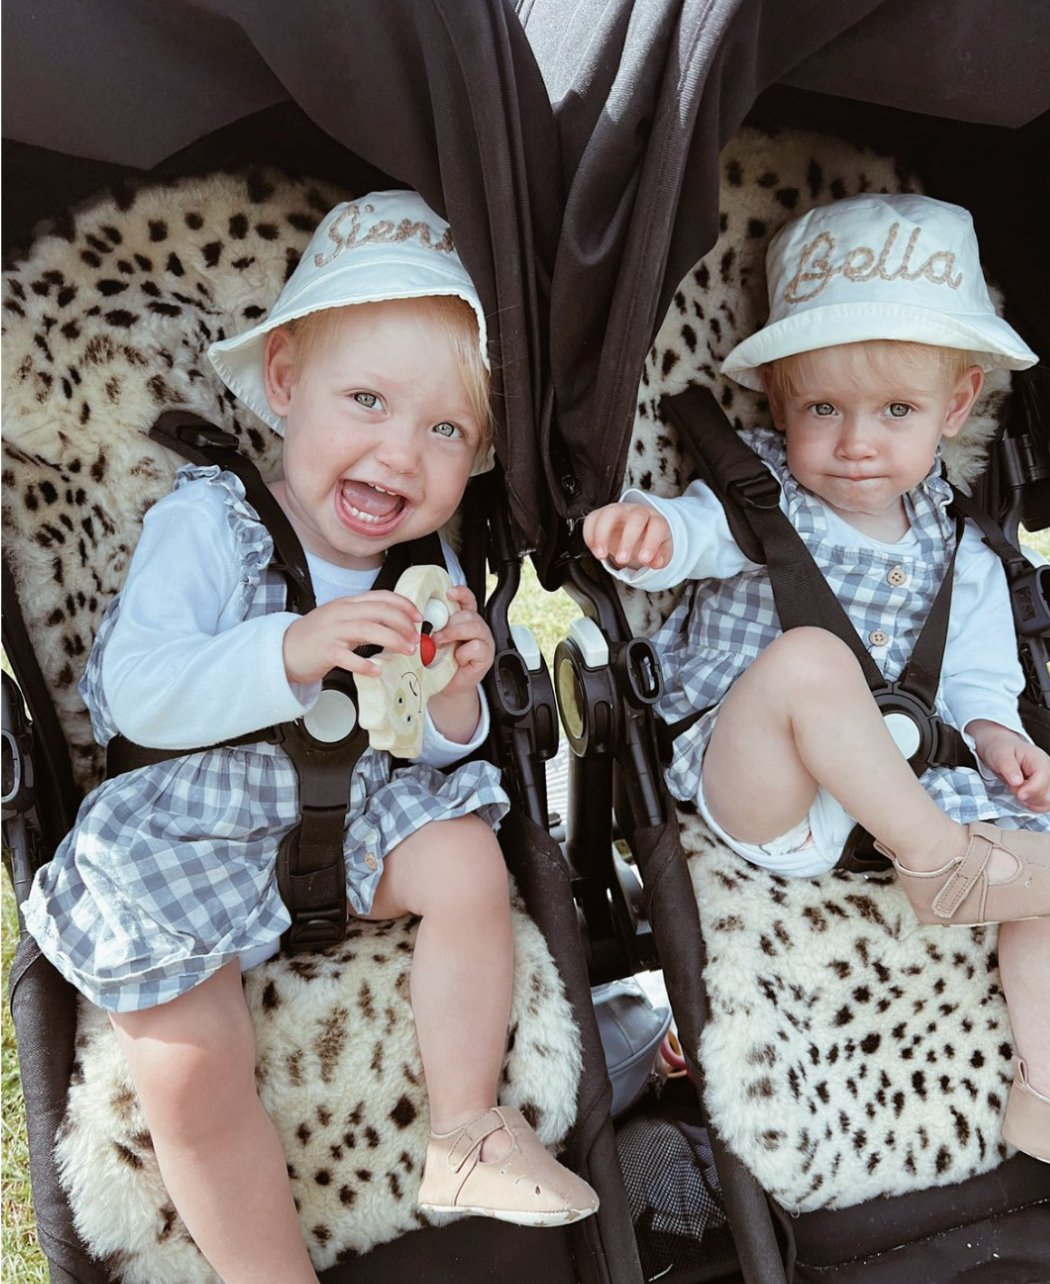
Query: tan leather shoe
876 822 1050 925
417 1107 599 1226
1002 1058 1050 1163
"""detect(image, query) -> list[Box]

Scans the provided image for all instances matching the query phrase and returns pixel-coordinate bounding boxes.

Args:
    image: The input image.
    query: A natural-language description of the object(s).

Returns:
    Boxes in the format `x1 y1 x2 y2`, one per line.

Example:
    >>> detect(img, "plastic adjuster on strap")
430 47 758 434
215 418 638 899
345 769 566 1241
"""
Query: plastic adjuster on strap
726 470 782 512
275 675 368 954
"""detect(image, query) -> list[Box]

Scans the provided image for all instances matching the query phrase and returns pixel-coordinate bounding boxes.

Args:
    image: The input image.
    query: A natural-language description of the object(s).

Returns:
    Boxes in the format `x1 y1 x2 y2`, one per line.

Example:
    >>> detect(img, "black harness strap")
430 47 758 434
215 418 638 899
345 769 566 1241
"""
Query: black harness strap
106 411 444 952
660 387 979 869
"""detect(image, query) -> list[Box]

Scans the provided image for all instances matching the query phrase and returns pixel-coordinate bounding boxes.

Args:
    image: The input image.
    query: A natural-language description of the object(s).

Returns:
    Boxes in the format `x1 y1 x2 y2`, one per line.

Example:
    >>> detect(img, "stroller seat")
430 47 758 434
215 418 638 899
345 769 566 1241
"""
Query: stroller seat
618 124 1026 1213
1 171 586 1281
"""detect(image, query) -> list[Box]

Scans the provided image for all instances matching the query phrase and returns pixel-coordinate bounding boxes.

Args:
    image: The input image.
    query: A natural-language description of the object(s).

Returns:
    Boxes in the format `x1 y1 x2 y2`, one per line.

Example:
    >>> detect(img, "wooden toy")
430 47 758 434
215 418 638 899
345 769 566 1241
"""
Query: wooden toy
356 565 459 757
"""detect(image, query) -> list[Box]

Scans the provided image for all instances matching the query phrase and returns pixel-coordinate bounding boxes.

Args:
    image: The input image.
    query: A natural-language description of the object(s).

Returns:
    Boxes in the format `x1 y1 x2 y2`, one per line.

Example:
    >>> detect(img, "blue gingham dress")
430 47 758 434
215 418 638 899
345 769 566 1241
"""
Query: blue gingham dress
655 428 1050 837
24 467 510 1012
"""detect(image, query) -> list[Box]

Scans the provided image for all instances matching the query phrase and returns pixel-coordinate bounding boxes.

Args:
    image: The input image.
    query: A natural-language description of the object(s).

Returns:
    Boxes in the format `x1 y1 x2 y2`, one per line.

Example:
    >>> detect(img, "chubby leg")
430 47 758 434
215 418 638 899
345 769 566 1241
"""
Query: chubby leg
366 815 514 1132
702 627 1050 909
110 961 318 1284
703 628 965 866
998 917 1050 1161
364 816 598 1223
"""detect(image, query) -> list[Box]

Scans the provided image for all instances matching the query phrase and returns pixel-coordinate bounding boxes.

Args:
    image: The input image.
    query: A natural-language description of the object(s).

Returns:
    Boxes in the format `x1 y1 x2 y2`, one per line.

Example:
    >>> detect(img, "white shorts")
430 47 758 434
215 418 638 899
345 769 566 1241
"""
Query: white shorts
696 771 855 878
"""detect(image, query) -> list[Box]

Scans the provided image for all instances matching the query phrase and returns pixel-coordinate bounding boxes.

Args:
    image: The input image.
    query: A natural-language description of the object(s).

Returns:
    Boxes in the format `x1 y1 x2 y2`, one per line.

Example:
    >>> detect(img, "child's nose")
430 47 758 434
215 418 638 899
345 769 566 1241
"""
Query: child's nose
836 418 876 457
375 424 421 474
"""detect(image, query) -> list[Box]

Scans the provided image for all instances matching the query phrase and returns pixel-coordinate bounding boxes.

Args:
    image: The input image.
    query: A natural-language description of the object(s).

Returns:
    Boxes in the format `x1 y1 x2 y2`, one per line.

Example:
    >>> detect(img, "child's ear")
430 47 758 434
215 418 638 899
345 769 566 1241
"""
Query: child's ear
760 366 786 433
263 328 297 417
941 365 984 440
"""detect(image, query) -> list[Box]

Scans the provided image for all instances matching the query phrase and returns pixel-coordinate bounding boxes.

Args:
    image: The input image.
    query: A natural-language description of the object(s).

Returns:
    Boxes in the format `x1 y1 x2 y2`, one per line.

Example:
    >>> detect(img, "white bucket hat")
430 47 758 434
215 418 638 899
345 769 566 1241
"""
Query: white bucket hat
208 189 494 472
721 192 1037 391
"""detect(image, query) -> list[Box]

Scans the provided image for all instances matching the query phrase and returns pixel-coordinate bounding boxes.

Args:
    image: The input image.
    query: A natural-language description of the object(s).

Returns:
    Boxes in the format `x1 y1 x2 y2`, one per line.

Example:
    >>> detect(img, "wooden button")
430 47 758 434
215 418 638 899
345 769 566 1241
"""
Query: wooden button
887 566 907 587
364 852 379 871
869 629 890 647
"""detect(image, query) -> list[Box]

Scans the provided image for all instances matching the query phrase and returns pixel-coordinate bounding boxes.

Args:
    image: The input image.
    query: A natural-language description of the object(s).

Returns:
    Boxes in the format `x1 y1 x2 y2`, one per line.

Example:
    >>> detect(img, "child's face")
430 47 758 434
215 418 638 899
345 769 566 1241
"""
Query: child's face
264 301 485 569
766 343 981 539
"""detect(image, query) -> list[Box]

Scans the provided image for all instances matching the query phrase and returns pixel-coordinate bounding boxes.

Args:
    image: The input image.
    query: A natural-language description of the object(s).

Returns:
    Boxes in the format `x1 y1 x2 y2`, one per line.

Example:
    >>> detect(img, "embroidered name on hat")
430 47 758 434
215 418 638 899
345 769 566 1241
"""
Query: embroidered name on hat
783 222 963 305
314 201 456 269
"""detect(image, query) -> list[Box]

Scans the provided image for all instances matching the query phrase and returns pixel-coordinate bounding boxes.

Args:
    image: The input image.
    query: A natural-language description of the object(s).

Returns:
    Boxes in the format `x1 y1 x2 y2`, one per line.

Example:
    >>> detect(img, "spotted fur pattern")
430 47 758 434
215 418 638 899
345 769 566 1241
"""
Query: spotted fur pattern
623 127 1017 1208
2 172 583 1277
680 814 1011 1212
56 904 581 1281
2 168 347 789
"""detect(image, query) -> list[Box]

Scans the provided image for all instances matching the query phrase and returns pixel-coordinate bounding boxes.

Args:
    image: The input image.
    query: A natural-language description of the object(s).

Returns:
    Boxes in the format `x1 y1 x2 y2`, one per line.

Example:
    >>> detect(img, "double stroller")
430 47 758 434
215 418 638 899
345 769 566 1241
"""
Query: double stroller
3 2 1049 1282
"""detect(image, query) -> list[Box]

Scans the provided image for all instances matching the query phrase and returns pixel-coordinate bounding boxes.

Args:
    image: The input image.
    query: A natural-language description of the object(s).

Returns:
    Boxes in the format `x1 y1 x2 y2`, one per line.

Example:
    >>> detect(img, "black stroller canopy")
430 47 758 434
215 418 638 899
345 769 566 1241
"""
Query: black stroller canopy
3 0 563 556
520 0 1050 529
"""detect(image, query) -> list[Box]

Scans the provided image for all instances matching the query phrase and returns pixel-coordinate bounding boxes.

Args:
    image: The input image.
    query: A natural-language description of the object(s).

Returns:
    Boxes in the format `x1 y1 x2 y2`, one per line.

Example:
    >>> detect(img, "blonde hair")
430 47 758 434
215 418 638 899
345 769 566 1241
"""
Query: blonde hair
283 296 493 453
766 340 977 403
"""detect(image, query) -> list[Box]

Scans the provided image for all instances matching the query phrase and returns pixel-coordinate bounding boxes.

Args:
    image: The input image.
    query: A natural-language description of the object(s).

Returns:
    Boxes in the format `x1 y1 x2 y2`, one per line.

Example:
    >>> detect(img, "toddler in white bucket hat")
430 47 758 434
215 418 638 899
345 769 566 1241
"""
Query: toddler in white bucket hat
24 185 598 1284
583 191 1050 1165
721 192 1035 387
209 188 495 474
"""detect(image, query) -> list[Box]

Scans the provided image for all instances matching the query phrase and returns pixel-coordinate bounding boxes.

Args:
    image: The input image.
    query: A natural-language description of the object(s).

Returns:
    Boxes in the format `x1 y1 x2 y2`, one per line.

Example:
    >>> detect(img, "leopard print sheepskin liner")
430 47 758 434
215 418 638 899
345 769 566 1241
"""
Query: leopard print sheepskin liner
3 169 581 1280
1 129 1023 1276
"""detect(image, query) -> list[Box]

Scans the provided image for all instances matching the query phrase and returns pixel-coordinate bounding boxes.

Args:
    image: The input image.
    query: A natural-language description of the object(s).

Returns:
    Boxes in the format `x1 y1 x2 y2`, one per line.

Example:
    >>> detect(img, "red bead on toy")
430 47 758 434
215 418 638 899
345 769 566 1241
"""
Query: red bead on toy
420 633 437 667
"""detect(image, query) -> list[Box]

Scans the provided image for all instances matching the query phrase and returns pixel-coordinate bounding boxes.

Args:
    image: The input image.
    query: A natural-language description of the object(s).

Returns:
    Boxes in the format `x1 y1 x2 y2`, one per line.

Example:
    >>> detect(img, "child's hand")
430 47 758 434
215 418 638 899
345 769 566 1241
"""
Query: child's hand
429 585 495 696
427 585 494 741
282 591 422 685
970 720 1050 811
583 503 673 571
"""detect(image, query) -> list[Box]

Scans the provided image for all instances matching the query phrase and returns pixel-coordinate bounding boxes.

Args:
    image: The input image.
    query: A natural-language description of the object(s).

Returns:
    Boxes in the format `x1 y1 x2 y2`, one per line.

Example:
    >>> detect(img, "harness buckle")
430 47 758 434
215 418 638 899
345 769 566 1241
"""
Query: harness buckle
872 686 936 773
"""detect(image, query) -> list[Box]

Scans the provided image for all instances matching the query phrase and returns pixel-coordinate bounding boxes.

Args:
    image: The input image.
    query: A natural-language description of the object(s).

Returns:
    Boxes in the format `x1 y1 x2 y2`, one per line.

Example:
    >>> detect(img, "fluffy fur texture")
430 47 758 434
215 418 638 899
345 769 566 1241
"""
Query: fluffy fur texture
681 813 1011 1212
2 171 582 1277
623 127 1018 1209
2 169 344 789
56 905 580 1282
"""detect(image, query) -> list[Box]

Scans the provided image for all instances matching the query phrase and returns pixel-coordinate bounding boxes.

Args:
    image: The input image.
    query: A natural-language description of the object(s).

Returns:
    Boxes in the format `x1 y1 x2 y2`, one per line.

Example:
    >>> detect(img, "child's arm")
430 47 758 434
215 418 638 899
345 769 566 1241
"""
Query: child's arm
942 525 1050 809
582 481 761 591
102 483 322 747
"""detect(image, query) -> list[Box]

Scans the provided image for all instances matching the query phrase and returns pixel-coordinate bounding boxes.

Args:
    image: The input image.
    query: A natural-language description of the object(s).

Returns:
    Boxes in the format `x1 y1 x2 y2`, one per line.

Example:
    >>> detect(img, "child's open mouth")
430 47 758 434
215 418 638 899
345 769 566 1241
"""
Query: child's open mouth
337 480 408 534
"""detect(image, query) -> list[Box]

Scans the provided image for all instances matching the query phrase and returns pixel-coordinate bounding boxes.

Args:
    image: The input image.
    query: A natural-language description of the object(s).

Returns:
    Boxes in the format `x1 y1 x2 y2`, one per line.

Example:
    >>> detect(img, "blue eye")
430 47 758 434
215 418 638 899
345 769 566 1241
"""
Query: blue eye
887 403 911 418
811 402 836 417
354 391 382 409
432 421 461 439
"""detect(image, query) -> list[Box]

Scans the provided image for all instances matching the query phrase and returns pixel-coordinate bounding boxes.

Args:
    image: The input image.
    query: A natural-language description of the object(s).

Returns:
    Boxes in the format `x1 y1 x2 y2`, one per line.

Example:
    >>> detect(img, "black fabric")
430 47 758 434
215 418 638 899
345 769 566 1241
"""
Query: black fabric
8 940 109 1284
616 1110 727 1279
519 0 1050 546
520 0 887 526
773 1152 1050 1283
500 809 646 1282
2 561 81 848
2 0 563 559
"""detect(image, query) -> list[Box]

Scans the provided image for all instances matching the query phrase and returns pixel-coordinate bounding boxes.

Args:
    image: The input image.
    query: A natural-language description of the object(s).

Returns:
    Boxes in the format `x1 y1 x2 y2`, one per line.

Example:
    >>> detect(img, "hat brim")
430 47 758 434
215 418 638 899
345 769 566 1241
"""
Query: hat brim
720 300 1037 391
209 268 489 426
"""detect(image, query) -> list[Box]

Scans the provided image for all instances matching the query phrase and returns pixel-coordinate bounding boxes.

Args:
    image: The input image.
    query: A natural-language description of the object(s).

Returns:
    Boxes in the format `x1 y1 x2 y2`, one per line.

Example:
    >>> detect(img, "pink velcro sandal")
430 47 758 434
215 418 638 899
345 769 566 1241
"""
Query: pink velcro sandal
417 1106 600 1227
875 822 1050 926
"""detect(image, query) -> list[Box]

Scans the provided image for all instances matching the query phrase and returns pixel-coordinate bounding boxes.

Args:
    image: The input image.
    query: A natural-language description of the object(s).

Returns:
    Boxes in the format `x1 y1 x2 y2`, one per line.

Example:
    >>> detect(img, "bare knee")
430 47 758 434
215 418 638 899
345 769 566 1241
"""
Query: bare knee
755 628 864 699
417 817 509 915
438 817 507 899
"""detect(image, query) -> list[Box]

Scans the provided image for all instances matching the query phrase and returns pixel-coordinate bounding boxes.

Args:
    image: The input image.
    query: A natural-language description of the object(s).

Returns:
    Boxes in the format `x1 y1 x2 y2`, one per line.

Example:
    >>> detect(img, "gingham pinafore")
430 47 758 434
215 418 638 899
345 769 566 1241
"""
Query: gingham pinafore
655 428 1050 837
23 467 510 1012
